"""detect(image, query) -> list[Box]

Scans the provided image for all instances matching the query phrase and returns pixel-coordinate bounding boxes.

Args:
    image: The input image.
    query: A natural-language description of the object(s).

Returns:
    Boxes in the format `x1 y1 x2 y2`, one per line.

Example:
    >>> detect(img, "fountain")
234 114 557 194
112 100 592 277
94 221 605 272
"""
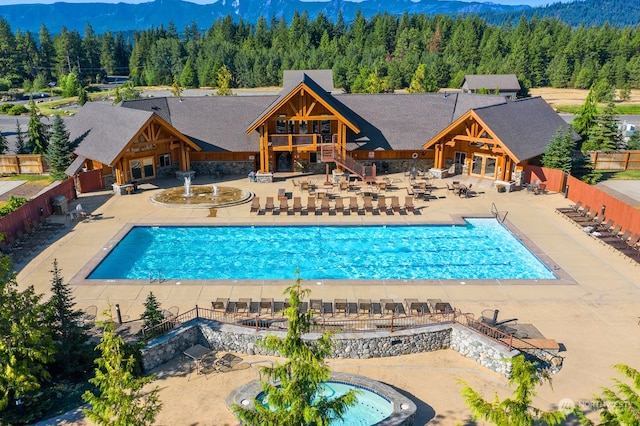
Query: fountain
151 180 253 209
183 176 193 197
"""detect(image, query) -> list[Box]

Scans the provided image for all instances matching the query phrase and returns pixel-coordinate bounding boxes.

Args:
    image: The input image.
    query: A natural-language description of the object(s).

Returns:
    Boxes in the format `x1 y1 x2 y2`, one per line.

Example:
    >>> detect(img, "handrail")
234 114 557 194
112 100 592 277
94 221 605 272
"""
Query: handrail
491 202 508 223
320 143 376 182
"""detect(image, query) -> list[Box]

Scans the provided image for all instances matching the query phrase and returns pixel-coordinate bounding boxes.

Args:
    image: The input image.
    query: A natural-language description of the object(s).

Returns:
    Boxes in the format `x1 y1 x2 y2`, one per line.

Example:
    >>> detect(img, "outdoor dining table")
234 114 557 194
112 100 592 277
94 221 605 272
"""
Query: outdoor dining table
183 344 212 375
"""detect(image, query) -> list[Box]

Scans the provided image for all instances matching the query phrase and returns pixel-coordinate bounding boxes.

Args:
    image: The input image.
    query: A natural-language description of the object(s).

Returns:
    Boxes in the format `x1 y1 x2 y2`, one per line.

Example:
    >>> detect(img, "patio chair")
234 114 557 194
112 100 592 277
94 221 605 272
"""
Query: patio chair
278 197 289 215
320 197 330 214
349 197 359 214
358 299 372 317
404 196 415 213
334 197 345 214
380 299 399 316
300 181 309 192
376 195 388 214
306 197 316 215
259 298 273 315
363 196 374 214
390 196 401 213
334 299 349 317
82 305 98 325
292 196 302 214
339 181 348 192
212 298 229 312
264 197 275 214
557 201 582 214
235 298 251 314
405 299 428 315
292 179 299 191
309 299 324 316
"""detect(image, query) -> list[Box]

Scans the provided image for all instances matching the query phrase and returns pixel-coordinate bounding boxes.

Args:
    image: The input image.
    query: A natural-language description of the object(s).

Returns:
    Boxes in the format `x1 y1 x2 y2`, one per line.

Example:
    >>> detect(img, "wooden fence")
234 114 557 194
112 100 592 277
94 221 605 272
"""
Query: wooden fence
0 177 76 242
0 155 48 174
590 151 640 170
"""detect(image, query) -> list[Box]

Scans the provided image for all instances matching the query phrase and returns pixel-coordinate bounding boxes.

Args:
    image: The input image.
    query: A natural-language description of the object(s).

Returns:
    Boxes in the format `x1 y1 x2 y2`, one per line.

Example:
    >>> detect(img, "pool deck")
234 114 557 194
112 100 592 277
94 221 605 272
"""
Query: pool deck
20 172 640 425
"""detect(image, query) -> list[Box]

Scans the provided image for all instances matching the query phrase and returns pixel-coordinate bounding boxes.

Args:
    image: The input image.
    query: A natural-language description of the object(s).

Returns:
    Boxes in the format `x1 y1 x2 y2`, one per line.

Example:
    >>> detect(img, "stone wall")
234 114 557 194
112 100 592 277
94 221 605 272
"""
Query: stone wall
191 161 255 178
450 323 518 377
141 320 517 377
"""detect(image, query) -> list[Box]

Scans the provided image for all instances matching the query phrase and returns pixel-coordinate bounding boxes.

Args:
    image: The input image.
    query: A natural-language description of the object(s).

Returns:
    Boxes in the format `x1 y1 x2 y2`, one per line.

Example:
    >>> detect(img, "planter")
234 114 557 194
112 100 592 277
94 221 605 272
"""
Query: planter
496 185 506 193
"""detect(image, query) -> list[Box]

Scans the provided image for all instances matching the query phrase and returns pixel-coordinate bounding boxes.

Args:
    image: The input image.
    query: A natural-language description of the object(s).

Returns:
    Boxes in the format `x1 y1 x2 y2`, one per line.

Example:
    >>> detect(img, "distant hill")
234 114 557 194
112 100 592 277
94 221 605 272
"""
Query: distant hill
0 0 528 34
0 0 638 34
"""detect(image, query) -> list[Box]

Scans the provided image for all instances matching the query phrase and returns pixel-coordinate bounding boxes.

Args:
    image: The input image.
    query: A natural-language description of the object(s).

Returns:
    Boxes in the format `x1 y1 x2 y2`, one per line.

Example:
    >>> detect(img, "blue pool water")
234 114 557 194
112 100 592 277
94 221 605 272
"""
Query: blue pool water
88 219 555 280
257 381 393 426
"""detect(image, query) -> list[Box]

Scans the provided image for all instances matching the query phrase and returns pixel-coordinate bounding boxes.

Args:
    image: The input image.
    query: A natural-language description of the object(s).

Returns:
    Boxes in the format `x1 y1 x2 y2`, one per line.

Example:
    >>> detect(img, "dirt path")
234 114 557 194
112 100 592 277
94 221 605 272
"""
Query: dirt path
530 87 640 107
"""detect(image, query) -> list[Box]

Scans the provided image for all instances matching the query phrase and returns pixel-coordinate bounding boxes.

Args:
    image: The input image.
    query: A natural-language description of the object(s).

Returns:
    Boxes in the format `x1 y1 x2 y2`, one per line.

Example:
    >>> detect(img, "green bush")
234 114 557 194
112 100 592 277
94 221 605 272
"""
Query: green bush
0 103 15 113
0 195 29 217
7 104 28 115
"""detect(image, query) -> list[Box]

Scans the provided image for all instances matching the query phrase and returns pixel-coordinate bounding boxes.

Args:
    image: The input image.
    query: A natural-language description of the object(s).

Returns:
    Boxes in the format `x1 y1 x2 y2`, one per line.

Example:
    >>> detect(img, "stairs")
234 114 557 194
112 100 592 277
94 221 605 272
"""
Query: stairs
320 143 376 183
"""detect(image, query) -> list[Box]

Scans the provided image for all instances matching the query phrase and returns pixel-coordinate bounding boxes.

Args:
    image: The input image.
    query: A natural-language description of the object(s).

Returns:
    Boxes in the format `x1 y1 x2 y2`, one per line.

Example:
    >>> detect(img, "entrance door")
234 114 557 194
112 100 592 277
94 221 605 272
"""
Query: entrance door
276 152 293 172
130 157 155 180
471 154 497 178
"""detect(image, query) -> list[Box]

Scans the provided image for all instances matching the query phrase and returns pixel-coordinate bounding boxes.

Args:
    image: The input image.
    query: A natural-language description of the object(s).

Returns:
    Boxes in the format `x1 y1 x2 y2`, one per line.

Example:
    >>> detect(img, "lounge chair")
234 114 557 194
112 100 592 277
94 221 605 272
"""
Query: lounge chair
405 299 428 315
376 195 388 214
278 197 289 215
292 196 302 214
556 201 582 214
309 299 324 316
320 197 330 214
235 298 251 314
334 197 345 214
404 196 415 213
390 196 401 213
259 298 273 315
349 197 359 214
212 298 229 312
358 299 372 316
363 196 374 214
334 299 349 316
306 197 316 215
264 197 275 214
380 299 399 316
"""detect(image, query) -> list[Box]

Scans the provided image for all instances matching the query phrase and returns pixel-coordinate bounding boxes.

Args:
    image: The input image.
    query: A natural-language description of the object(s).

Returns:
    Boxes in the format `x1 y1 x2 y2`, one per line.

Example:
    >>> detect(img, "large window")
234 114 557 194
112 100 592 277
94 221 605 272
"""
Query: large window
159 154 170 168
130 157 155 180
471 154 497 178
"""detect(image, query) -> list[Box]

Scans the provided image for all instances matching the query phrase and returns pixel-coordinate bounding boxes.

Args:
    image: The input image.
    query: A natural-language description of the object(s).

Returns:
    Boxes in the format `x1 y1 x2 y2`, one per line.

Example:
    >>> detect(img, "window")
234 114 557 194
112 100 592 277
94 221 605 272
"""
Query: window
288 121 295 134
321 120 330 134
159 154 170 167
299 120 308 134
454 152 466 165
276 120 286 134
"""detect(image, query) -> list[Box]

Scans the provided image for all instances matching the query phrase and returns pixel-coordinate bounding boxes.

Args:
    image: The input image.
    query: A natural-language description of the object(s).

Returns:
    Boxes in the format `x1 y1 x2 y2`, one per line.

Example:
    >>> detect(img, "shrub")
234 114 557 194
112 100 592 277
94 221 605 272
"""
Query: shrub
0 103 15 114
8 104 28 116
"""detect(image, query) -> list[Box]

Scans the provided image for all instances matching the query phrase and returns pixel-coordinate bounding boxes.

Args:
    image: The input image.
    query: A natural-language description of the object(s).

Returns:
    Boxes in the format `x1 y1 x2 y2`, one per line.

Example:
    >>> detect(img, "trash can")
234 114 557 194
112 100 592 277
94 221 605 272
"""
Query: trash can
52 195 68 215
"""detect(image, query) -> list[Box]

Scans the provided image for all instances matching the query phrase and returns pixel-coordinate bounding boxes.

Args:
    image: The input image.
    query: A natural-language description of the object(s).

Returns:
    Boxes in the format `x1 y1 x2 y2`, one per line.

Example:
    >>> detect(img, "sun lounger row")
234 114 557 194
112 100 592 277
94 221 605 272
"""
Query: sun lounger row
0 217 66 264
556 202 640 261
211 297 453 317
250 196 417 215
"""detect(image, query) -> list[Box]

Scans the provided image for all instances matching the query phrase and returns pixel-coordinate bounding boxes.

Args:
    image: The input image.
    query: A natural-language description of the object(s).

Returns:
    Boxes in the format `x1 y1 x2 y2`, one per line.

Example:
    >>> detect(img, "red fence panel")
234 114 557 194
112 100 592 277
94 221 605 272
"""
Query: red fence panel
525 166 565 193
76 169 104 193
0 177 76 241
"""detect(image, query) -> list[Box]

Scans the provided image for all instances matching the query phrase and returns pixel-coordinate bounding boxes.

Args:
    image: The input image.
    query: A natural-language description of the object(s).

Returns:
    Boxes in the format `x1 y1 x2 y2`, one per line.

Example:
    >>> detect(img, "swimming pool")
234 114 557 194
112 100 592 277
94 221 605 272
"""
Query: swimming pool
87 218 555 280
257 381 393 426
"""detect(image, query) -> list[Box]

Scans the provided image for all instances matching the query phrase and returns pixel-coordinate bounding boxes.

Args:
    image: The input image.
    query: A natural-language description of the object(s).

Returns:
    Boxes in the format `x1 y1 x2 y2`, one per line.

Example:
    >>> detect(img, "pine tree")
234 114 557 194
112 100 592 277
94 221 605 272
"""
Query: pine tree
82 309 162 426
0 131 8 154
26 99 49 154
542 127 575 172
585 364 640 425
140 292 163 330
47 115 72 180
584 100 621 152
14 120 26 154
77 85 88 106
626 129 640 150
407 63 438 93
459 355 566 426
232 272 357 425
45 259 92 378
572 91 598 140
0 255 56 413
215 65 234 96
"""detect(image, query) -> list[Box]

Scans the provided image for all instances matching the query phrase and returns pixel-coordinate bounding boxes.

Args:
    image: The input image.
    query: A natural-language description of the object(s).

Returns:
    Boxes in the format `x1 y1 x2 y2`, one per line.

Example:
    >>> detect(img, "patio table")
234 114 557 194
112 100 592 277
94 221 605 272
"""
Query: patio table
183 344 212 375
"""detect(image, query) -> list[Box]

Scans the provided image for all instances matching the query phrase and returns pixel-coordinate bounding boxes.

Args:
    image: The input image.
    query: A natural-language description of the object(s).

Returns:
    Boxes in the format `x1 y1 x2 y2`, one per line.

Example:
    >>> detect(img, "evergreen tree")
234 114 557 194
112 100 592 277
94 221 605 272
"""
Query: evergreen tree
140 292 163 330
459 355 566 426
0 131 8 154
584 100 620 152
82 309 162 426
170 76 182 97
582 364 640 425
0 255 56 415
542 127 575 172
215 64 234 96
626 129 640 150
572 91 598 140
59 70 81 98
45 259 92 378
77 85 88 106
180 57 197 88
15 120 26 154
232 272 357 425
407 63 438 93
47 115 72 180
26 99 49 154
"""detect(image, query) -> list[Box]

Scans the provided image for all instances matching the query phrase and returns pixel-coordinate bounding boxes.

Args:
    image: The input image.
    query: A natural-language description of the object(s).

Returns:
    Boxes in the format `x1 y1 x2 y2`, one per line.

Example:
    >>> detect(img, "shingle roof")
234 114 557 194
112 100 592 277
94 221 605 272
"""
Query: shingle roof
462 74 521 91
66 102 154 166
282 69 337 93
473 96 577 162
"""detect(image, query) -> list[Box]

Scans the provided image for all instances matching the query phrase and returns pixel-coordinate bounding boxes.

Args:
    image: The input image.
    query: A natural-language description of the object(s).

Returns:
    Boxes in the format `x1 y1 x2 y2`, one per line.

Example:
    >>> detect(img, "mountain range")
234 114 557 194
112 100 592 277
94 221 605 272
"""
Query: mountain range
1 0 637 34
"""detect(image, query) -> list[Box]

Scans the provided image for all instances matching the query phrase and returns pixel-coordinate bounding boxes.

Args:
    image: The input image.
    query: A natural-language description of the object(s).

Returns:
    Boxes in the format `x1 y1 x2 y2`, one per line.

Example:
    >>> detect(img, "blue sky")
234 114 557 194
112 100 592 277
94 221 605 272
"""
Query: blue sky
0 0 568 6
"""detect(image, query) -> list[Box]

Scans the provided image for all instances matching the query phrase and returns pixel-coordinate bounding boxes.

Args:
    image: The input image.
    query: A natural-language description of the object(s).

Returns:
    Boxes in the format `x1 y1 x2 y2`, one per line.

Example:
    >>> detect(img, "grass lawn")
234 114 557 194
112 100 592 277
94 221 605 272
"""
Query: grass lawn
598 169 640 180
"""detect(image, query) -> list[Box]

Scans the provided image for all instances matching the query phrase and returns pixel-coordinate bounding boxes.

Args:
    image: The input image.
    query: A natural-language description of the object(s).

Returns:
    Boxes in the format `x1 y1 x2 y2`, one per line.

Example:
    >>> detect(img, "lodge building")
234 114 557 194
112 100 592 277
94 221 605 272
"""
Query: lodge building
66 70 574 193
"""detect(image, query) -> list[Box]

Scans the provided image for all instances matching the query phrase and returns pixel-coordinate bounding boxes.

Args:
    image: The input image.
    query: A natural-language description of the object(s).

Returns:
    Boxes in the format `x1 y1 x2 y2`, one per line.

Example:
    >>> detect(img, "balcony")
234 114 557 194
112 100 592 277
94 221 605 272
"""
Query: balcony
269 134 323 150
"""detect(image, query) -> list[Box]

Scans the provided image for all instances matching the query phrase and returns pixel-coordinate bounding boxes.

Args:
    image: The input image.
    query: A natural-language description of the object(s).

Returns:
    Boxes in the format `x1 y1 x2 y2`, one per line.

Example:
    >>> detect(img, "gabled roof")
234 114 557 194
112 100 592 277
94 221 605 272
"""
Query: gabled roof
282 69 337 93
67 102 155 166
336 92 506 151
424 97 577 163
67 101 199 165
472 97 577 162
245 72 360 135
461 74 521 92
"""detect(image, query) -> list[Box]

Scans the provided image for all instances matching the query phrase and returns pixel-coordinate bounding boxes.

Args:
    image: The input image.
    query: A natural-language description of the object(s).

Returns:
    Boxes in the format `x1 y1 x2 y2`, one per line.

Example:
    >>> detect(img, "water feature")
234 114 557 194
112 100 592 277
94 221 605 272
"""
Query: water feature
183 176 193 197
212 184 218 197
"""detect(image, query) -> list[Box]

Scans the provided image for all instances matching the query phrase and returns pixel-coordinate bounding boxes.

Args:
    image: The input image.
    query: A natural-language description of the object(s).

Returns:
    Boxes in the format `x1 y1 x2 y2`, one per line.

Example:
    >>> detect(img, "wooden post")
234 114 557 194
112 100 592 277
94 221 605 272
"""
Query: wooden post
390 315 394 333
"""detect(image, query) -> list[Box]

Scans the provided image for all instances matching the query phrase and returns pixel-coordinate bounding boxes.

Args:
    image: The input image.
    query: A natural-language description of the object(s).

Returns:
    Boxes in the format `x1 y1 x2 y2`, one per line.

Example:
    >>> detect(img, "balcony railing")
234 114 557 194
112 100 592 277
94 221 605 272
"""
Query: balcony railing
269 134 320 149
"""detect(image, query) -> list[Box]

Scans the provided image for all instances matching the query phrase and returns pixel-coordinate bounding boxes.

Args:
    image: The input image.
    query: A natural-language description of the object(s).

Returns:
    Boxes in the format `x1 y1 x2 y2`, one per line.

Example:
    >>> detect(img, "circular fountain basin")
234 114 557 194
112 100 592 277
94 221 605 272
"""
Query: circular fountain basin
227 372 416 425
150 185 253 209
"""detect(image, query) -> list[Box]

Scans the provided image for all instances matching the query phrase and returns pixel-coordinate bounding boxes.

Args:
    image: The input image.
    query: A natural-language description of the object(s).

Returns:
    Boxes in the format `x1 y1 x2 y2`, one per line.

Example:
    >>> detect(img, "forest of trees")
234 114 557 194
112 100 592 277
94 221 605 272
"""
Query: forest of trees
2 11 640 95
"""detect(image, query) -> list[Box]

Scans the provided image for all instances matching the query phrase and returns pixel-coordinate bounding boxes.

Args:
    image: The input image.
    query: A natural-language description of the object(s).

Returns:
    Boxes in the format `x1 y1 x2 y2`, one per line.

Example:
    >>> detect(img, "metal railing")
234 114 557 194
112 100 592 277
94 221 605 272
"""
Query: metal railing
320 143 376 182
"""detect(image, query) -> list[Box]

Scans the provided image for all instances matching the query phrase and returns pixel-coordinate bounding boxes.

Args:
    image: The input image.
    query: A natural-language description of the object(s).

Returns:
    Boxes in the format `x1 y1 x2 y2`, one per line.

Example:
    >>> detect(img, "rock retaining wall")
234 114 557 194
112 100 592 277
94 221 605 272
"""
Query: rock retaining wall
142 320 518 377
